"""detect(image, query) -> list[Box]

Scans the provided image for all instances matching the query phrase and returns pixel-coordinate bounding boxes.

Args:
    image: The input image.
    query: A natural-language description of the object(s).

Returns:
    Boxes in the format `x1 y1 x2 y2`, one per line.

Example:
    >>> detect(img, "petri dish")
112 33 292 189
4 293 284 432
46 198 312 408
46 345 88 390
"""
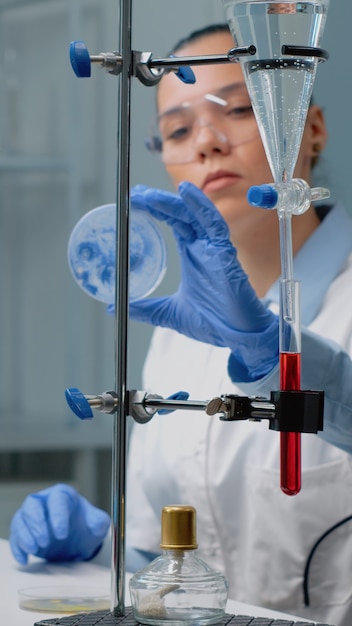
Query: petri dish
18 585 110 613
67 202 167 304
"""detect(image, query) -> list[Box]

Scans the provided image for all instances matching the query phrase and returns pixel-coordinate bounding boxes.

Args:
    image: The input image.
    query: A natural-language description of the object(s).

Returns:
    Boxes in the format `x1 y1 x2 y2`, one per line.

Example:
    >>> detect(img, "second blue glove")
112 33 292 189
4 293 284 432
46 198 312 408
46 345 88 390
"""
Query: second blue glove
9 483 110 565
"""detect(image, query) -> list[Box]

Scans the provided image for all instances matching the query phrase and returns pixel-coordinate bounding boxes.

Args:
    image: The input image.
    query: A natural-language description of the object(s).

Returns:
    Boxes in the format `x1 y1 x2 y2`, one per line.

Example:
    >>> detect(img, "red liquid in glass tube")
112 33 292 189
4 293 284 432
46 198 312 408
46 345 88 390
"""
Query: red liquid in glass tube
280 351 301 495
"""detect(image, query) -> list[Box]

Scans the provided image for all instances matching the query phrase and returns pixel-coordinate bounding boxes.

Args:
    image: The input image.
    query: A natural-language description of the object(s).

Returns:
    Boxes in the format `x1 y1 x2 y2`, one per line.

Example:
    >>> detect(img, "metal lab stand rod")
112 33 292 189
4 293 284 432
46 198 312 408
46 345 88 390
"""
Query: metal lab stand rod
111 0 132 616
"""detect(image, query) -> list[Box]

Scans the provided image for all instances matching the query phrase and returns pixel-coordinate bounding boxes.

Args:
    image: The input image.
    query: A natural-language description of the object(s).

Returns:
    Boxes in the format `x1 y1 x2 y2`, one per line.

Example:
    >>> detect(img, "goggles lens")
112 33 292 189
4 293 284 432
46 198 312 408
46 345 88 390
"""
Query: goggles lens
146 84 259 164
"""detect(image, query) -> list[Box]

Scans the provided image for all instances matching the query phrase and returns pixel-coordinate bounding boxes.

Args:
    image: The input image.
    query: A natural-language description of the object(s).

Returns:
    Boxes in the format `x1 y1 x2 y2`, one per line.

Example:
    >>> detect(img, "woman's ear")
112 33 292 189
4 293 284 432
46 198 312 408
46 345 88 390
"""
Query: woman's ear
305 104 328 160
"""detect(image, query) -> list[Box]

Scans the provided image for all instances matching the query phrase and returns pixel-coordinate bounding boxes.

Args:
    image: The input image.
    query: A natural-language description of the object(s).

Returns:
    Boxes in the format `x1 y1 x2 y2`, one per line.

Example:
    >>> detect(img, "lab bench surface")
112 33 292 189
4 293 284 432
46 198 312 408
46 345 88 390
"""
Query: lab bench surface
0 539 333 626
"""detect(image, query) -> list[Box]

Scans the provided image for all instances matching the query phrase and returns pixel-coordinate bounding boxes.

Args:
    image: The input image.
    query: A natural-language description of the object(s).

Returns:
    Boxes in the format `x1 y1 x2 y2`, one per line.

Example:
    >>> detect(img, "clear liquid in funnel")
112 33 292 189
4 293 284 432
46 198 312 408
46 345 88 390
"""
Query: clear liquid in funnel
224 1 328 181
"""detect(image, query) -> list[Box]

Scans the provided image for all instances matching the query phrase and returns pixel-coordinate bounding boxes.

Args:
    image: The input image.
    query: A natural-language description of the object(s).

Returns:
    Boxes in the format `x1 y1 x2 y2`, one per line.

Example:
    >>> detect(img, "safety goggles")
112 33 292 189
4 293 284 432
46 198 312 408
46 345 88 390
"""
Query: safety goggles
145 83 259 164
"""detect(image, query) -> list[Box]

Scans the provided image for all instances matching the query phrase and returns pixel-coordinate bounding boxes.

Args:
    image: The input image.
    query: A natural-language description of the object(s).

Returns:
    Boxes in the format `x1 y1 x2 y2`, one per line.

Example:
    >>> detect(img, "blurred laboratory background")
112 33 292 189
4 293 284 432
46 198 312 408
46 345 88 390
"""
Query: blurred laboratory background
0 0 349 537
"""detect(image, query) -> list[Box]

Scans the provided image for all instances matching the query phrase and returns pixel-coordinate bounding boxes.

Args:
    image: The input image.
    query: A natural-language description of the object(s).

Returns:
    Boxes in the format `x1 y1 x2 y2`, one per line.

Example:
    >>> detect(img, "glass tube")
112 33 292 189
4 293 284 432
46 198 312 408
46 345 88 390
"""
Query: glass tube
279 278 301 495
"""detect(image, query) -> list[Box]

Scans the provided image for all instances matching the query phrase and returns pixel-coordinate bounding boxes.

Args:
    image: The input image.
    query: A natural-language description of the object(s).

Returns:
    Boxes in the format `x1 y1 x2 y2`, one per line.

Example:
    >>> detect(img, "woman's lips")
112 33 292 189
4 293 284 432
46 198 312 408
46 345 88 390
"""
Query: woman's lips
202 172 241 193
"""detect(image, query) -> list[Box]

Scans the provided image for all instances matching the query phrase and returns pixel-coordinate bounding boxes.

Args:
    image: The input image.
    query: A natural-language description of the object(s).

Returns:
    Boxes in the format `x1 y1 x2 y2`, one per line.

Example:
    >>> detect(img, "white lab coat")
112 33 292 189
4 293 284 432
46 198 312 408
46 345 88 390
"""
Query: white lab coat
126 204 352 626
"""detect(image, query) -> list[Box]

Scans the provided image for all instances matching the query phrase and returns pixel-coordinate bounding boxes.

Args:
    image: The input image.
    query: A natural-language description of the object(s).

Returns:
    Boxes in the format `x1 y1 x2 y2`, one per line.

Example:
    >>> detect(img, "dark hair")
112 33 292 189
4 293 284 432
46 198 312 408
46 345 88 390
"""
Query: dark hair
168 23 230 56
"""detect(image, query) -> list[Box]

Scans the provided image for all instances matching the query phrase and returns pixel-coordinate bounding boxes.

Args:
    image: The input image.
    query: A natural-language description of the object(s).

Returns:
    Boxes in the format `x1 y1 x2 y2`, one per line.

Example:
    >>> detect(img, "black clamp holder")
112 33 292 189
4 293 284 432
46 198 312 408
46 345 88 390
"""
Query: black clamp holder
211 390 324 434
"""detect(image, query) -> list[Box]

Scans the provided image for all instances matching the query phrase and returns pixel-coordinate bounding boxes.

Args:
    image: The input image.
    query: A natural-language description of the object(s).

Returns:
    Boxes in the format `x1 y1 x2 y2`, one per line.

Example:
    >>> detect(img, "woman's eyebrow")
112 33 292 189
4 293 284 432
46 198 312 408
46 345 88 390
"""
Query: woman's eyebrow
214 82 249 98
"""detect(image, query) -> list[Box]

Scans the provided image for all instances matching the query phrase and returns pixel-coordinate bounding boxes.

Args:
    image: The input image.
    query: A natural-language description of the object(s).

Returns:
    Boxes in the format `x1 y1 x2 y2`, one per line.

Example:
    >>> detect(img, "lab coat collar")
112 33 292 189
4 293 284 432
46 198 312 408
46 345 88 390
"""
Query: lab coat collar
265 204 352 326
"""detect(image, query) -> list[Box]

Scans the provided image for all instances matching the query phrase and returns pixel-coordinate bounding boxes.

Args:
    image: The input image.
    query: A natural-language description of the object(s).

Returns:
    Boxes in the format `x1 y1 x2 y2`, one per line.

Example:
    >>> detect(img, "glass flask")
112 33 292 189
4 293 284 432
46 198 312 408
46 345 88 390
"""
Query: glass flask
129 505 228 626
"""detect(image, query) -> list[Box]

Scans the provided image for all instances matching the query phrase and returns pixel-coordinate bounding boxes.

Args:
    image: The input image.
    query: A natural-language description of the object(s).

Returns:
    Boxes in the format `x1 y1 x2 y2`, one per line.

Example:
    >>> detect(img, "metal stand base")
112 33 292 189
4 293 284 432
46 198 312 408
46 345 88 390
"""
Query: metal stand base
33 605 333 626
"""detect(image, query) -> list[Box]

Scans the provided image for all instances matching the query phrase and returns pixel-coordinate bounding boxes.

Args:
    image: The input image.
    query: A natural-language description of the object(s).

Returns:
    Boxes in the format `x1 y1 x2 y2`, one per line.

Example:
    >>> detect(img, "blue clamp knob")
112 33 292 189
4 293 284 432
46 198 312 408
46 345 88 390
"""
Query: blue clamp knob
169 56 195 84
69 41 91 78
247 184 278 208
65 387 93 420
175 66 196 84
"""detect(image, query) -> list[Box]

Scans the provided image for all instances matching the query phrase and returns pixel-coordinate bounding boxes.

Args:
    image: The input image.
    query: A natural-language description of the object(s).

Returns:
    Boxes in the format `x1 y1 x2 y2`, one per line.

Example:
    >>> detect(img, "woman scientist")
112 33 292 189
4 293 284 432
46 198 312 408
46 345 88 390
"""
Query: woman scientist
9 24 352 626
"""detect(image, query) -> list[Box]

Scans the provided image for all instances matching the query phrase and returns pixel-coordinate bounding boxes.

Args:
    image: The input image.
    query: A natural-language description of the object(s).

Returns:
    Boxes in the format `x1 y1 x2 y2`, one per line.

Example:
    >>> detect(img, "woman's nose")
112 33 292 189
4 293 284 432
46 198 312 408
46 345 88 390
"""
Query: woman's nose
194 120 231 157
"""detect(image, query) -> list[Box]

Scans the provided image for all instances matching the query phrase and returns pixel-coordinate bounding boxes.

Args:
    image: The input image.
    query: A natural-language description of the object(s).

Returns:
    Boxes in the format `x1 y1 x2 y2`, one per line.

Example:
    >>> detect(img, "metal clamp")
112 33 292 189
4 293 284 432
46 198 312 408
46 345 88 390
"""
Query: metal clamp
69 40 328 85
65 387 324 433
69 40 257 85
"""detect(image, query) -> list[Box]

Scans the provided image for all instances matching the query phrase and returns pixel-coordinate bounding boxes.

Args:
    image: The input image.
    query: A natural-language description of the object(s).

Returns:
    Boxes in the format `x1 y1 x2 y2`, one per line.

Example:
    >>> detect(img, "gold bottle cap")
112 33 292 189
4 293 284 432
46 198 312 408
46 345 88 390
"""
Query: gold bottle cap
160 505 198 550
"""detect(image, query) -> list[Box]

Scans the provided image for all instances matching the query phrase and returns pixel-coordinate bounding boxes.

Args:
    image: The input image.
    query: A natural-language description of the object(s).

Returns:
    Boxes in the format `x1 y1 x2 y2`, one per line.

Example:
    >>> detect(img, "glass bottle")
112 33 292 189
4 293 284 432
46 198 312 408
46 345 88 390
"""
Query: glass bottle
129 505 228 626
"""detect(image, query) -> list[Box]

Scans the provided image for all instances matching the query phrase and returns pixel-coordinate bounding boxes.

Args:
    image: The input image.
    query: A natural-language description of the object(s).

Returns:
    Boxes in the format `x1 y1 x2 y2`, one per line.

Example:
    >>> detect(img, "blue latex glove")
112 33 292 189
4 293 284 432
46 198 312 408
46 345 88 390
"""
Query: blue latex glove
9 483 110 565
129 182 279 382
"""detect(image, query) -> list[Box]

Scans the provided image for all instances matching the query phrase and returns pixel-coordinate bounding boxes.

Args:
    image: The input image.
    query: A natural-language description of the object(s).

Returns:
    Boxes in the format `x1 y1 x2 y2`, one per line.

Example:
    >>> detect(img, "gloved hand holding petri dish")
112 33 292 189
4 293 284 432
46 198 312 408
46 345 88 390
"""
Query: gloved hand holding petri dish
67 202 167 305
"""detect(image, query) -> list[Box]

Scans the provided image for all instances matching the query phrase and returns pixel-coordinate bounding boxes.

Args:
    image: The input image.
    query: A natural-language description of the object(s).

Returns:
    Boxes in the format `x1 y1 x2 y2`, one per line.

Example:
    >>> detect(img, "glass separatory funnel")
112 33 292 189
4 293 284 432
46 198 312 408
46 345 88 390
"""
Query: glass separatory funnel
223 0 329 183
129 505 228 626
67 203 167 305
223 0 329 495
